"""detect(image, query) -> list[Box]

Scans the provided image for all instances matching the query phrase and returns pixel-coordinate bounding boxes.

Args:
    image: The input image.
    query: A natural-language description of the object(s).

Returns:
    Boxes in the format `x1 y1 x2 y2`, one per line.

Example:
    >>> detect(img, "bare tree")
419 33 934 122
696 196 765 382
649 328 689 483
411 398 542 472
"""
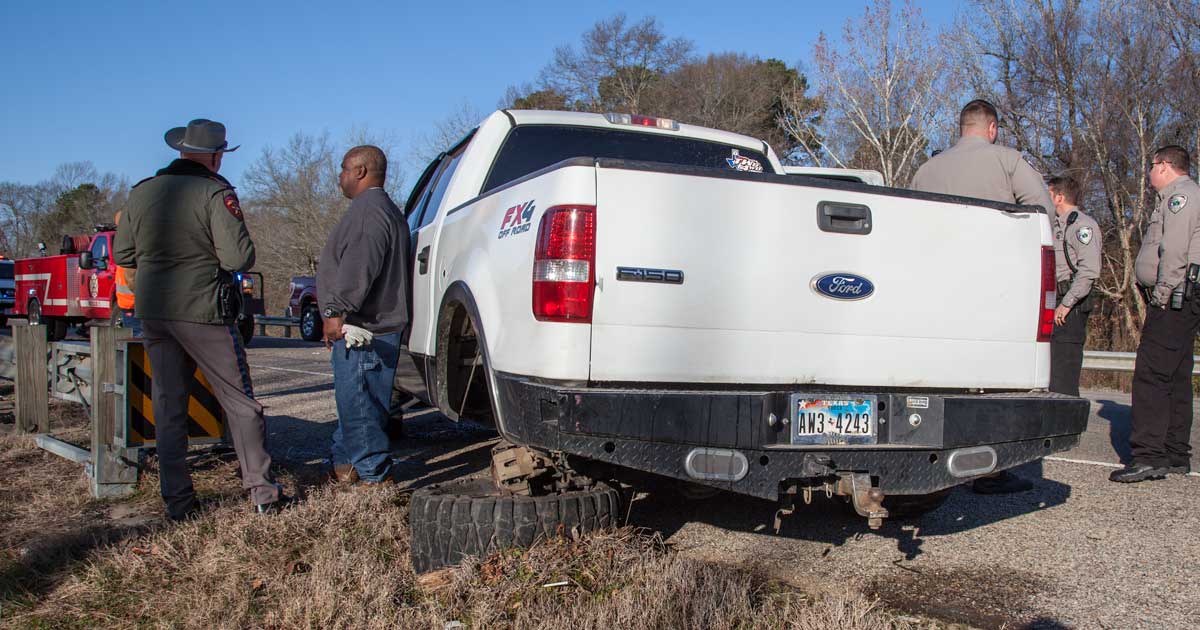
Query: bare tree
242 129 408 313
955 0 1197 351
542 14 693 114
410 102 483 165
0 161 128 258
780 0 957 185
0 182 56 257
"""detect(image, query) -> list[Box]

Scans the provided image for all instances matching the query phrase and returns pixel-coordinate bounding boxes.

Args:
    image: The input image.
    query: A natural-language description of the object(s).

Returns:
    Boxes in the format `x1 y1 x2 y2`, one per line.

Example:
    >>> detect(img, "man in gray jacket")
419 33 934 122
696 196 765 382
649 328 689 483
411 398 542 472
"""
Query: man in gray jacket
318 146 410 484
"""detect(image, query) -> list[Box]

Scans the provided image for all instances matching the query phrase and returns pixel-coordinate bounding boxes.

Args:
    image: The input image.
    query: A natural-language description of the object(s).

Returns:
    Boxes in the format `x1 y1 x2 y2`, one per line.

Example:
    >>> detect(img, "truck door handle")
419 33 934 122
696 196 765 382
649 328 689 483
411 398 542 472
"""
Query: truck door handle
417 246 430 274
817 201 872 235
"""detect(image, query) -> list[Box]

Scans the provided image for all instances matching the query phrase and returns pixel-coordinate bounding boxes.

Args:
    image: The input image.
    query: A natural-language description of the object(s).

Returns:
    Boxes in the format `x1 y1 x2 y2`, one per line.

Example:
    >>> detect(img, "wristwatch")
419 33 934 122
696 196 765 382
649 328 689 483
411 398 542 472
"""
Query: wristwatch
322 306 344 319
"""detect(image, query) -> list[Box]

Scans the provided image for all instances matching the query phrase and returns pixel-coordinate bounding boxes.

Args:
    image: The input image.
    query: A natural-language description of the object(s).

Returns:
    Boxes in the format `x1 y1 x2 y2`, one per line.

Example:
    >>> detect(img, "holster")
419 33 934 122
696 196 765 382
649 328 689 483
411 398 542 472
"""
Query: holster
215 270 242 322
1057 280 1094 314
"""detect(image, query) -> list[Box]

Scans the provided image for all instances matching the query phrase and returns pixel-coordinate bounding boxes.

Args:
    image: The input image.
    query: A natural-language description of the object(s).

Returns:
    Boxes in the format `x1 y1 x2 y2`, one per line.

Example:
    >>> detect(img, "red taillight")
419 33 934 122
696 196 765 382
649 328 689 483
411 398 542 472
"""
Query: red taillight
1038 245 1055 342
533 205 596 323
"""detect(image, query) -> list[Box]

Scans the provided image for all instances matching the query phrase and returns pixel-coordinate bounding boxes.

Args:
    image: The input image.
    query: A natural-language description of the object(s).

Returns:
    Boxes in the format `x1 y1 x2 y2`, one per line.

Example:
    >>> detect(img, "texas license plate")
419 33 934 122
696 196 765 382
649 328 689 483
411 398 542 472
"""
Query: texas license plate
790 395 878 445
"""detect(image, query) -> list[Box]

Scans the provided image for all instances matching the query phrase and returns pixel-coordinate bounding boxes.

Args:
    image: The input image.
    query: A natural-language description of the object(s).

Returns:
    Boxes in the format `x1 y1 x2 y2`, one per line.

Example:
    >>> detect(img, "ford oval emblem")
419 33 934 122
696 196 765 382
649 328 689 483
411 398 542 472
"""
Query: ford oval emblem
811 272 874 301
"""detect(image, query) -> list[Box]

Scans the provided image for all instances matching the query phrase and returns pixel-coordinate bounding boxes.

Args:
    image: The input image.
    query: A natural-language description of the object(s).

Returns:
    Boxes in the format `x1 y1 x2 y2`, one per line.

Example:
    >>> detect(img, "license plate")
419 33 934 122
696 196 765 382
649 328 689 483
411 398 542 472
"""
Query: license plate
790 395 878 445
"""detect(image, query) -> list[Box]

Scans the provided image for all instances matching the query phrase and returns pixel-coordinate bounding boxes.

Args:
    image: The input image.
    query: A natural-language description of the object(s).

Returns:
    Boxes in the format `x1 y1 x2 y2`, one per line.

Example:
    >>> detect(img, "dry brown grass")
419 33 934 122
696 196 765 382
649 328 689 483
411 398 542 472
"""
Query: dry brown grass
0 413 921 629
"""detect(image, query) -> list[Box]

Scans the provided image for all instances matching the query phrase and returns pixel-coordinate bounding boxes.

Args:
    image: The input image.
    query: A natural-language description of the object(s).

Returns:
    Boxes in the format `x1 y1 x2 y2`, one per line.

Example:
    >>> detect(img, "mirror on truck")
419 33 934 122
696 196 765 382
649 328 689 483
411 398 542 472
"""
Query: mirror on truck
95 258 108 271
36 242 46 256
78 251 93 269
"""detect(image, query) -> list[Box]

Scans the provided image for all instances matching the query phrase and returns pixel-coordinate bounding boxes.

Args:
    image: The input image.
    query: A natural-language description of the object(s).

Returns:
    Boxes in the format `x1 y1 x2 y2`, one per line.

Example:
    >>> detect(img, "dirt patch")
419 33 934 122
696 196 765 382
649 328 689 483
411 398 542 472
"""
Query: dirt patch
867 565 1061 629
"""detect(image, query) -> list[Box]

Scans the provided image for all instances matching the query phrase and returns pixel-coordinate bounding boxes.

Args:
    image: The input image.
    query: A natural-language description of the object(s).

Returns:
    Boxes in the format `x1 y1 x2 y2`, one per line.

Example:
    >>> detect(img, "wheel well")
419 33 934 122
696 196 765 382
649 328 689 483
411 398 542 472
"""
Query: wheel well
436 301 494 426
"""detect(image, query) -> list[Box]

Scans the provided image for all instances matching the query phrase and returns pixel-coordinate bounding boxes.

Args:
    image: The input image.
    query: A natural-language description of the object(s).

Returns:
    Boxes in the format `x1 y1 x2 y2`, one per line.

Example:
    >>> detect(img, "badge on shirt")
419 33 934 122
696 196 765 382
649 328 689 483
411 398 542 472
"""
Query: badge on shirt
1169 194 1187 214
223 193 243 220
1077 226 1092 245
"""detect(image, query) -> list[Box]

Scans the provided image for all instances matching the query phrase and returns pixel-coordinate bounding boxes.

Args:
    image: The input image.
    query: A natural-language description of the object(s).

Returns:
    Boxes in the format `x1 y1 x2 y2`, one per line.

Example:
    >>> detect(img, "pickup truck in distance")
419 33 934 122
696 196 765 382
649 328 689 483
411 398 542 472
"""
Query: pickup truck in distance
388 110 1089 572
286 276 322 341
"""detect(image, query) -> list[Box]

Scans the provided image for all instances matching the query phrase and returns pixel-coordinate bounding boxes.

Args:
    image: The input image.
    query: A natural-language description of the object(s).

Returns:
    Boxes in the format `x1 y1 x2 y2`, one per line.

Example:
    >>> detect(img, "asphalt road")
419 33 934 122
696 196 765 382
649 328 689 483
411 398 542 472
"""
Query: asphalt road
4 331 1198 628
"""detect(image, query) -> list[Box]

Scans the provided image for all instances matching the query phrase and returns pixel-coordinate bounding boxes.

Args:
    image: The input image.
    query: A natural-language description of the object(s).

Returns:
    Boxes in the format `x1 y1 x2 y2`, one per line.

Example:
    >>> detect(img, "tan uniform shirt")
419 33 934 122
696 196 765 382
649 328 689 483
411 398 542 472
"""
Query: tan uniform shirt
1135 175 1200 306
1052 208 1101 308
911 136 1054 212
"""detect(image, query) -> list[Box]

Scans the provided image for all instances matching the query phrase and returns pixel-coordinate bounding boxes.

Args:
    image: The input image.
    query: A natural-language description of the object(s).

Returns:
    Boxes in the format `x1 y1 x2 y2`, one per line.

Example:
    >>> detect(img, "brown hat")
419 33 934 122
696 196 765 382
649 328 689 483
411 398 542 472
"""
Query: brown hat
164 119 240 153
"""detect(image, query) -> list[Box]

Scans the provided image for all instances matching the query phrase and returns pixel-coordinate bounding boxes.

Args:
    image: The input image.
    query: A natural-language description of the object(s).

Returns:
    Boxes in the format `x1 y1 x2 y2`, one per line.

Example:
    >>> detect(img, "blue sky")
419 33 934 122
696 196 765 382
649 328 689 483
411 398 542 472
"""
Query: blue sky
0 0 960 188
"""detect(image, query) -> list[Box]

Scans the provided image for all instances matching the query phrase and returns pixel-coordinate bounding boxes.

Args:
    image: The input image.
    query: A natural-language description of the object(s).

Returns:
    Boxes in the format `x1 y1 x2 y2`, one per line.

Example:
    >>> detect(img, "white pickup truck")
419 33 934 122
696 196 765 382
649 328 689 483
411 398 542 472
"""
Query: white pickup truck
402 109 1089 572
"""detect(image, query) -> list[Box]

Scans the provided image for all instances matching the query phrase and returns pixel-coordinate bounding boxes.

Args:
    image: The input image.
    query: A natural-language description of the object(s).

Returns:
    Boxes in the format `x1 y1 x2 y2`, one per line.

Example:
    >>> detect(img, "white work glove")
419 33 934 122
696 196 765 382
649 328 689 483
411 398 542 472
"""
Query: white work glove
341 323 374 349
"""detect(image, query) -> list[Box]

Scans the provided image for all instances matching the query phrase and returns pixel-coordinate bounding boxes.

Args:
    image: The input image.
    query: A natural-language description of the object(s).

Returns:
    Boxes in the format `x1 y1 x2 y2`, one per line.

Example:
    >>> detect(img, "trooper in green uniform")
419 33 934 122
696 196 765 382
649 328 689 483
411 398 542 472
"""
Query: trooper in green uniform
114 119 287 520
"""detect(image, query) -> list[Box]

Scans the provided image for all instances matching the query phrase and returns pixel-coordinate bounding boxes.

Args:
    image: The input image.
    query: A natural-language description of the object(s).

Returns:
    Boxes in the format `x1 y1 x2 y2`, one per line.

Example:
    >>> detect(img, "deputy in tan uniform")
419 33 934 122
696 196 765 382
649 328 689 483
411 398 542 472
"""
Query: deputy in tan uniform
114 119 286 519
911 99 1055 495
1047 176 1101 396
1111 145 1200 483
912 99 1055 214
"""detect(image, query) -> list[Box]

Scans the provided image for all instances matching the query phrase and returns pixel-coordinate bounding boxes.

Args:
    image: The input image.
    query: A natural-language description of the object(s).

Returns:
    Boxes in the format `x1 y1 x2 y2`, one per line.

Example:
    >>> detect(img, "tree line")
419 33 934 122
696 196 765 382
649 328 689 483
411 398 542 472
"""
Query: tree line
2 0 1197 364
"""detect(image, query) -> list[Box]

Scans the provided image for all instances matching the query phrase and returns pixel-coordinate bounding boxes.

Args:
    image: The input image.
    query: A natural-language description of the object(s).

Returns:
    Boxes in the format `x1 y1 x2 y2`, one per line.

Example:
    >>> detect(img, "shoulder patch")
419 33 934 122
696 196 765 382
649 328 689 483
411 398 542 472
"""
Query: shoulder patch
223 193 243 220
1077 225 1093 245
1169 194 1187 214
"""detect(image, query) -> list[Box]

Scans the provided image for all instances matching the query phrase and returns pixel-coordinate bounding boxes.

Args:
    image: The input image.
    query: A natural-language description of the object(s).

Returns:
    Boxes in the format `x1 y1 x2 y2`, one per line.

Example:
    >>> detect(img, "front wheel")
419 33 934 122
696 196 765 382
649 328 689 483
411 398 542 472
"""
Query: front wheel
409 478 622 573
299 304 322 342
238 317 254 346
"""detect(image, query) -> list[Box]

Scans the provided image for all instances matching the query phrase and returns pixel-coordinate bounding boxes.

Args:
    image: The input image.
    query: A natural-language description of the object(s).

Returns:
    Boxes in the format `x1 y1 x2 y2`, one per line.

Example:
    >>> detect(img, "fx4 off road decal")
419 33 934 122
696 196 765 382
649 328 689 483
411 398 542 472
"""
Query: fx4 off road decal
498 200 535 239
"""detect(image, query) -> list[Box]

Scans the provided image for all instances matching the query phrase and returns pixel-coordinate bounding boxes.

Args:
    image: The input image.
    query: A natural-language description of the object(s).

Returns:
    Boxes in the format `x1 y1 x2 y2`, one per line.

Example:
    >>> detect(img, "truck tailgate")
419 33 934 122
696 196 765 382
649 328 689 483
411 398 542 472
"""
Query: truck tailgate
589 164 1051 389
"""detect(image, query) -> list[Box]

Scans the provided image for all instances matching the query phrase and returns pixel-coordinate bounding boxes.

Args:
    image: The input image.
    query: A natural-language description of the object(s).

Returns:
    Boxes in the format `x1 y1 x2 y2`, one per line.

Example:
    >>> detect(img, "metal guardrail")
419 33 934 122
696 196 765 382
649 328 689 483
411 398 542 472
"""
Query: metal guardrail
1082 350 1200 374
254 315 301 338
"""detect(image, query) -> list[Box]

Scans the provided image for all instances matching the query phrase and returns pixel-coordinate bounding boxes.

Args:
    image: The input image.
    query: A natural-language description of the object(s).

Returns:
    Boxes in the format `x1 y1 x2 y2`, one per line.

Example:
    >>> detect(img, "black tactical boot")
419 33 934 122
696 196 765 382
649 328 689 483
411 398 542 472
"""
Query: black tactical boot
1108 463 1168 483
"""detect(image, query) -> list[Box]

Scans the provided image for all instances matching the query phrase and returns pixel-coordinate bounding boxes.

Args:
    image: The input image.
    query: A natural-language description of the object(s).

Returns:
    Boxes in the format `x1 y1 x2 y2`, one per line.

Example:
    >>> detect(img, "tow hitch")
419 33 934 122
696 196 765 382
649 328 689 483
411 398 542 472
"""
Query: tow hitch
774 472 889 531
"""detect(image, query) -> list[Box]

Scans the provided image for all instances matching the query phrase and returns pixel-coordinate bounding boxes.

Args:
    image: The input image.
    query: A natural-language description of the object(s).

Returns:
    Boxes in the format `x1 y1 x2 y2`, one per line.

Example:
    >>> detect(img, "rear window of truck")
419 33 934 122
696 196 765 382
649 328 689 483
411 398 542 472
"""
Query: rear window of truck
0 262 12 281
482 125 774 194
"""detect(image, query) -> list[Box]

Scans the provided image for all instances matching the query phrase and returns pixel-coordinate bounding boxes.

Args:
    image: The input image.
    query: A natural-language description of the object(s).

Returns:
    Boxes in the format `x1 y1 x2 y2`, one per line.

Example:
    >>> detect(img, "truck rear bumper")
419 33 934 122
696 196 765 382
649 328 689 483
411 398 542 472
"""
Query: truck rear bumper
493 373 1089 499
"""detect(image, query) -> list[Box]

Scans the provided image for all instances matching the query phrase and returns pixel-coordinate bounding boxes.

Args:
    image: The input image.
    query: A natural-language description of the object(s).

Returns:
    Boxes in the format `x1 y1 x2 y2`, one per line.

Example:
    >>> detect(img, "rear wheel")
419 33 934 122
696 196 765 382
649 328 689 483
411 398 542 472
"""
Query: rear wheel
409 477 622 573
300 304 322 341
882 488 953 518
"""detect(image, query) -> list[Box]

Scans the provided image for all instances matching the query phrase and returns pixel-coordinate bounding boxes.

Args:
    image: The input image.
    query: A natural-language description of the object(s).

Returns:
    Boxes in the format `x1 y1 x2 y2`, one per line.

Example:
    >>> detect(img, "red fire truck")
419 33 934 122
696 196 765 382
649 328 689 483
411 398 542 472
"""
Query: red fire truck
12 226 264 343
12 227 119 340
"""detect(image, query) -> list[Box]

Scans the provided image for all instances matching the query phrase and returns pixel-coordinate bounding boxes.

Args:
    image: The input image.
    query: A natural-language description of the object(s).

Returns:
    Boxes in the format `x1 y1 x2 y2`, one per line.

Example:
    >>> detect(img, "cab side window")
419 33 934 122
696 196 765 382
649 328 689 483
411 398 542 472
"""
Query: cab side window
417 149 464 230
90 236 109 261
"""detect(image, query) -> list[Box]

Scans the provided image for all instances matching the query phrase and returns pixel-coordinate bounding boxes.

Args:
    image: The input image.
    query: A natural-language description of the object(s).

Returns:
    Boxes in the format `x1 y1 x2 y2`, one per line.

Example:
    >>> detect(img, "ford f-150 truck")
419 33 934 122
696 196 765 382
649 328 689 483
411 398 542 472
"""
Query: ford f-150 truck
392 110 1089 572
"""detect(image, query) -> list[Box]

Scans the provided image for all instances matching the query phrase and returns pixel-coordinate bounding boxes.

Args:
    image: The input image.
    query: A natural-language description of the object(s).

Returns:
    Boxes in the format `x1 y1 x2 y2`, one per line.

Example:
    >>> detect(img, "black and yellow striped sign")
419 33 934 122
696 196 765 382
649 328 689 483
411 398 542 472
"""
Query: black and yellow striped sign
126 343 226 446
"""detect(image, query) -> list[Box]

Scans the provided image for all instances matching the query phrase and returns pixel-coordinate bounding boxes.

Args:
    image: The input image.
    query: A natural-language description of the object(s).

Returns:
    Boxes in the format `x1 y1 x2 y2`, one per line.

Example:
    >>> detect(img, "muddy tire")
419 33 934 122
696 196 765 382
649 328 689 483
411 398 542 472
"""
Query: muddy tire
300 304 322 342
883 488 953 518
409 477 622 574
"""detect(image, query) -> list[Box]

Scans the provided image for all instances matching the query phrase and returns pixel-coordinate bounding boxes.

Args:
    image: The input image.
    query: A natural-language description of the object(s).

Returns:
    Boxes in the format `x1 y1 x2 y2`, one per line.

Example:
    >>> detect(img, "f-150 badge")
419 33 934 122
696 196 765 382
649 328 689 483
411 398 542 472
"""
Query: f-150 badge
616 267 684 284
726 149 763 173
812 272 874 301
498 200 535 239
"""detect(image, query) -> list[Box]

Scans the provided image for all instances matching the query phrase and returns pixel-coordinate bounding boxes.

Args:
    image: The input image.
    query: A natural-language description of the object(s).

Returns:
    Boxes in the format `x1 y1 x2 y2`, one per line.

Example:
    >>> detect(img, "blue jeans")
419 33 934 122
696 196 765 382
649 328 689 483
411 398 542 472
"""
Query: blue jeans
330 332 401 481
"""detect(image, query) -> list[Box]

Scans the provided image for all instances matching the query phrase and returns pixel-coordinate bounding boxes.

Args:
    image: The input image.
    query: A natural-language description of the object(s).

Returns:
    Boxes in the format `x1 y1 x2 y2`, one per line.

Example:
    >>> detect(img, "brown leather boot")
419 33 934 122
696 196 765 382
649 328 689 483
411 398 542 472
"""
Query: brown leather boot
330 464 360 484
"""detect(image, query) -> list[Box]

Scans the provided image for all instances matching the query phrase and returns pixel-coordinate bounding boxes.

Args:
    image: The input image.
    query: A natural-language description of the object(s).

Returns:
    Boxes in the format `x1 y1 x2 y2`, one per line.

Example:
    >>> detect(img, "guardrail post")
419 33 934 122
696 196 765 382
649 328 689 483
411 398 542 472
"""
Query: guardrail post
13 322 48 434
90 323 137 497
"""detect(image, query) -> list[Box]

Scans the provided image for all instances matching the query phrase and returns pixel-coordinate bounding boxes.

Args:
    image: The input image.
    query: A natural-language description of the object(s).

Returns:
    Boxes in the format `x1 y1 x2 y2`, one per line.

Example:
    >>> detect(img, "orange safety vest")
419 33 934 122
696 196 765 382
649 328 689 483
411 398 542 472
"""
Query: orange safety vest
115 265 135 310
